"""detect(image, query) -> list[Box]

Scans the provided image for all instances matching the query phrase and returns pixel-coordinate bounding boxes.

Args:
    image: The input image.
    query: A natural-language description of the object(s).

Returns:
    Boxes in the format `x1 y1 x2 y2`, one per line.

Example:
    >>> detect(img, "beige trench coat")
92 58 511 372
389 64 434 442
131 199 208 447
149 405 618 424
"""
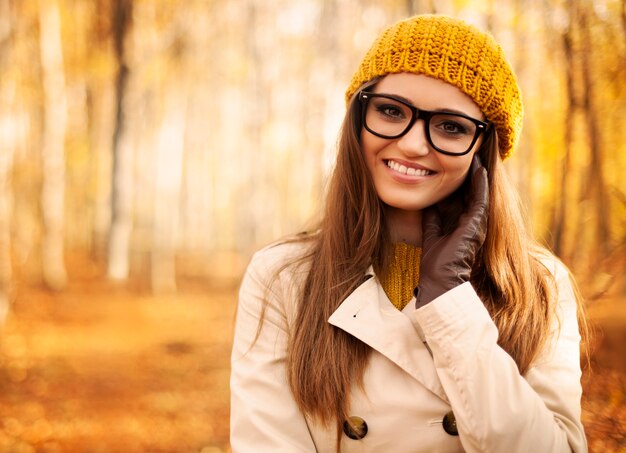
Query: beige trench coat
230 242 586 452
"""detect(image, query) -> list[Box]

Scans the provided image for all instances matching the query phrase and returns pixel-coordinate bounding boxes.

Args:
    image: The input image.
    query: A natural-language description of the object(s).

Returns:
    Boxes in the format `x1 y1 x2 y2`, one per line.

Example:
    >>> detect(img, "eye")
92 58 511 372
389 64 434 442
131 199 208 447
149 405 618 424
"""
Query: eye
368 97 411 123
440 121 468 134
431 114 475 137
376 104 405 120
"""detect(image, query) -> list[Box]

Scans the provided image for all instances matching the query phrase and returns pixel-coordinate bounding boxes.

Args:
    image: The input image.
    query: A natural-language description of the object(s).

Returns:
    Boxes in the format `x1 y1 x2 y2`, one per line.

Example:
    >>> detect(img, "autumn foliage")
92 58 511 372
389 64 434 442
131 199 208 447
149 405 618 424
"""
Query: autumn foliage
0 0 624 451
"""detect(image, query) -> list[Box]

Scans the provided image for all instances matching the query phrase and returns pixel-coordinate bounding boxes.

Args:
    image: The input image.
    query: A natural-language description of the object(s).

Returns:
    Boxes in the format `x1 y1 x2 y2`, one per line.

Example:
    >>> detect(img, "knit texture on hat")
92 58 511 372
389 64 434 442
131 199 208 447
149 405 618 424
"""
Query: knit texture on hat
345 15 523 159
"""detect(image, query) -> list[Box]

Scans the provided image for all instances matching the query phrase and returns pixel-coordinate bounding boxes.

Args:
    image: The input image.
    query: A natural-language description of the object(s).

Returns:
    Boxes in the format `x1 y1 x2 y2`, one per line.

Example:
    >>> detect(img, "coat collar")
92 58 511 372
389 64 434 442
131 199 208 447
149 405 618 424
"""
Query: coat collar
327 267 447 402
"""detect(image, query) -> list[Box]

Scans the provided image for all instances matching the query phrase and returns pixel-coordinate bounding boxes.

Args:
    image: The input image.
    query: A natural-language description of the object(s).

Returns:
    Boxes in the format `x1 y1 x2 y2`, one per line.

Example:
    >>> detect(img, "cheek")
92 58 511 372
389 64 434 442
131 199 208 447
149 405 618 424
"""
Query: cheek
443 156 472 179
439 155 474 191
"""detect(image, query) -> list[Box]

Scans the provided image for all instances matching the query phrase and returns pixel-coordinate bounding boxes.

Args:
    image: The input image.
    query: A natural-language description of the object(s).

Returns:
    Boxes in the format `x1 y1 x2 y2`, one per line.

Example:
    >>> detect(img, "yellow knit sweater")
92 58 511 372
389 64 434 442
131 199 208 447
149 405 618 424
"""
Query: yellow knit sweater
375 243 421 311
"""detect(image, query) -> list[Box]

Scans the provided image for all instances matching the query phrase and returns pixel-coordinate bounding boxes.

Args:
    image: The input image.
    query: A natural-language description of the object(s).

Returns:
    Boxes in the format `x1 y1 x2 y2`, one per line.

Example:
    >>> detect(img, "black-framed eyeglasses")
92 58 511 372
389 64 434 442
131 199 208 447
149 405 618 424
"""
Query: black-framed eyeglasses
358 91 490 156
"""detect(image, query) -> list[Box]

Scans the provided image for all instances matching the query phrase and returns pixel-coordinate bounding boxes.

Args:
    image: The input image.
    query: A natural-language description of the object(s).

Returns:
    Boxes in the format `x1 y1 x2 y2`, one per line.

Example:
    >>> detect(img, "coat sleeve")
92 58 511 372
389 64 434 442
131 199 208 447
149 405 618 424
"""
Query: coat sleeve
230 248 316 452
413 259 587 453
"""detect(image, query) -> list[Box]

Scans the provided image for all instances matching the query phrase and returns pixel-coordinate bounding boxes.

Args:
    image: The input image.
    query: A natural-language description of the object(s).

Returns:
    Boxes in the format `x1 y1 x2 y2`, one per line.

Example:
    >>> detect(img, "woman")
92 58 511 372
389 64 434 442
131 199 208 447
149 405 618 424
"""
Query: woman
230 14 588 452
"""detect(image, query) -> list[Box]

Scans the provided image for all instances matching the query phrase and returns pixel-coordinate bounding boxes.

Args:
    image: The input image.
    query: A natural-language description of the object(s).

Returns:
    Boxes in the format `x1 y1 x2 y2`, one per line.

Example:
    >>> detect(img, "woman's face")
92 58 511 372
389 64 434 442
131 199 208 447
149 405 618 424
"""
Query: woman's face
361 73 485 214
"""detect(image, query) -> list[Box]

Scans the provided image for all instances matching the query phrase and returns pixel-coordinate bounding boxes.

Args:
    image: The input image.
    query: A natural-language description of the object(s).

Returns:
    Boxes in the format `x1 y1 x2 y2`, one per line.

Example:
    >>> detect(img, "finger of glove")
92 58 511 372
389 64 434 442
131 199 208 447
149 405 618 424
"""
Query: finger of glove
456 165 489 247
438 154 483 237
436 189 465 233
422 205 443 248
470 153 483 173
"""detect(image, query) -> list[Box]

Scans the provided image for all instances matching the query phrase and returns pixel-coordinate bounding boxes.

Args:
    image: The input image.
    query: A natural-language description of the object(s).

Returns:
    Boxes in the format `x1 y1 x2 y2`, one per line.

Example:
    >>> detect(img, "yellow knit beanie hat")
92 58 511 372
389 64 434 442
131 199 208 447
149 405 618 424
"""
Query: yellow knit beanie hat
345 14 523 160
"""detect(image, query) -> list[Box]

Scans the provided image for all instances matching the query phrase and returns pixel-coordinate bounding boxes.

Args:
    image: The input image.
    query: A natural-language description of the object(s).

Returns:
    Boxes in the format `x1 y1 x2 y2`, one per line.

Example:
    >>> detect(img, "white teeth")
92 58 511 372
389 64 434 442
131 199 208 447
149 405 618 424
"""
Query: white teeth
386 160 430 176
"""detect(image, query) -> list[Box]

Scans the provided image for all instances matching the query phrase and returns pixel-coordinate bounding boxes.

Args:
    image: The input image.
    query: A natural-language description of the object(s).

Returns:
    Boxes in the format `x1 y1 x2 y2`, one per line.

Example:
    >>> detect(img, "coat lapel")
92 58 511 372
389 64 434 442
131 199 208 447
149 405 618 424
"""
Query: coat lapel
328 270 448 402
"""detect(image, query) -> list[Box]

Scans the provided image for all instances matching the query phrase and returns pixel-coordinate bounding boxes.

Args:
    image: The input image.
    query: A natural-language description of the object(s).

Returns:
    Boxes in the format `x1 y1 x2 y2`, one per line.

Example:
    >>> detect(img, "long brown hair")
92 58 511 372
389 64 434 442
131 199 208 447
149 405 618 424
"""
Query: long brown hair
265 82 587 445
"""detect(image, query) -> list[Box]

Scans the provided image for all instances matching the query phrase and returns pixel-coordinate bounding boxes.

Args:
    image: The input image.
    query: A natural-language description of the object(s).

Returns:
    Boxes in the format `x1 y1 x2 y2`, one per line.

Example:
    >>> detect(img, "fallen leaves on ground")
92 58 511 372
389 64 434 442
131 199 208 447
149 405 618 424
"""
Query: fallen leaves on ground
0 259 624 452
0 267 235 453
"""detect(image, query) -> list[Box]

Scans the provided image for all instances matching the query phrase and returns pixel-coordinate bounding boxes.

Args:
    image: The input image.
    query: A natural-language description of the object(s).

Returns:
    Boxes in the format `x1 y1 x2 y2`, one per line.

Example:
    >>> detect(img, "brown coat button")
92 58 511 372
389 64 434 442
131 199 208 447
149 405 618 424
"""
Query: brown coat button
343 416 368 440
442 411 458 436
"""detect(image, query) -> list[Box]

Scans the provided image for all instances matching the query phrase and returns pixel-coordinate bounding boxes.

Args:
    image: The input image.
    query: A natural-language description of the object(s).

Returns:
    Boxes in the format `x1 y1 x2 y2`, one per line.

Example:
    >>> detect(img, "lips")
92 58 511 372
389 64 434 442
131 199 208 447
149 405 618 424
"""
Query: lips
385 159 434 176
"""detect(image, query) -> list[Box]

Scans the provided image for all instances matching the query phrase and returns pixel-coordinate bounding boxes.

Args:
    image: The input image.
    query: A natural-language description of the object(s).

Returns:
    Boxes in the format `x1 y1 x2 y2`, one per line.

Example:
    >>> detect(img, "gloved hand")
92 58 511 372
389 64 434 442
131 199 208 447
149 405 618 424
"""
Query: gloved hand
415 155 489 308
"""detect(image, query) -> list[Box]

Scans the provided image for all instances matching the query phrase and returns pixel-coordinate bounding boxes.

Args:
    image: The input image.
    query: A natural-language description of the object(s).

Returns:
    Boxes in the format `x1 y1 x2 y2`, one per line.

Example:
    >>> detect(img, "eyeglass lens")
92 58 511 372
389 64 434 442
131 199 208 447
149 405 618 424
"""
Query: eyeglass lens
364 96 479 155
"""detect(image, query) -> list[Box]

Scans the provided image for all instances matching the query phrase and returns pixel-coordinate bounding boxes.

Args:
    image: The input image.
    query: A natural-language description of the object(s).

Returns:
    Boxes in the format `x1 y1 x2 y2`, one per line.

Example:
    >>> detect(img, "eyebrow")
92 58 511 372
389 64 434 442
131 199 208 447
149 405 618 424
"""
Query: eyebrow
374 92 484 119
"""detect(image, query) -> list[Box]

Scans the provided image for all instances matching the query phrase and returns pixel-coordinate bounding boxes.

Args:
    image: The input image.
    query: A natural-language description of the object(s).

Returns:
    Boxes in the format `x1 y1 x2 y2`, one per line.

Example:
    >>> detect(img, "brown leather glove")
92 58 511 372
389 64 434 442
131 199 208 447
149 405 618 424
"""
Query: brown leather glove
415 155 489 308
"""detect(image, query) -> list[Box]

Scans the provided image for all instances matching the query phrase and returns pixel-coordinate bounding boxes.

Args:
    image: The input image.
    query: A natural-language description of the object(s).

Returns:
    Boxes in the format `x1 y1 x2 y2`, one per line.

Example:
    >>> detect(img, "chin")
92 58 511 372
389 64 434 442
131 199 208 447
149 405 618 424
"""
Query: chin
383 199 430 213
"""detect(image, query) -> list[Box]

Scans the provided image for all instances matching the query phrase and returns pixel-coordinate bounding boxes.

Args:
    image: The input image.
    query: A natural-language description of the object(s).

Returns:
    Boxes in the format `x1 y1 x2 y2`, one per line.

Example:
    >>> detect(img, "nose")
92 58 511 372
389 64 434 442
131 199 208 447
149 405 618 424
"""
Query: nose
396 119 431 156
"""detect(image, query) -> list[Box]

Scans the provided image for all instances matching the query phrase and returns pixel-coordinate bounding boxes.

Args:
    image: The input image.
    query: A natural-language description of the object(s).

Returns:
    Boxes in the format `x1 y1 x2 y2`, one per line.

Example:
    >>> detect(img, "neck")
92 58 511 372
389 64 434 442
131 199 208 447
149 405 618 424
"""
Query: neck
385 207 422 246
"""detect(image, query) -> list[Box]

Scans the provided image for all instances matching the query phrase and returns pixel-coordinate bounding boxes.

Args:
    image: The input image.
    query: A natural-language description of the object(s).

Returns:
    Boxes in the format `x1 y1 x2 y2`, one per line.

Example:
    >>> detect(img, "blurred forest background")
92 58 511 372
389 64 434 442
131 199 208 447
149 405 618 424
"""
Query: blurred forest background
0 0 624 452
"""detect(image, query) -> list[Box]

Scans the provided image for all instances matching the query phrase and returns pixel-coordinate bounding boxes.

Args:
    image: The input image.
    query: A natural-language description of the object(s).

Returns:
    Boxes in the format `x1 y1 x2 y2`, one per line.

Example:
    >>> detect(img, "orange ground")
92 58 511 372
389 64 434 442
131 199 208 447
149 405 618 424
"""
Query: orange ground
0 259 623 452
0 264 235 453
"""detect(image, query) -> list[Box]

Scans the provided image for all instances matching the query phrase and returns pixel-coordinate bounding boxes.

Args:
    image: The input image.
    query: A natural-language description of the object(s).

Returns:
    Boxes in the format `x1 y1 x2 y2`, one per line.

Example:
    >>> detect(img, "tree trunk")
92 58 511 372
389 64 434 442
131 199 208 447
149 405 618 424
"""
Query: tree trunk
622 0 626 41
0 155 11 324
578 4 611 257
88 0 115 260
511 0 533 220
89 82 115 260
108 0 134 280
38 0 67 290
0 136 12 324
151 81 188 293
551 9 576 259
0 0 13 323
236 0 263 250
406 0 436 15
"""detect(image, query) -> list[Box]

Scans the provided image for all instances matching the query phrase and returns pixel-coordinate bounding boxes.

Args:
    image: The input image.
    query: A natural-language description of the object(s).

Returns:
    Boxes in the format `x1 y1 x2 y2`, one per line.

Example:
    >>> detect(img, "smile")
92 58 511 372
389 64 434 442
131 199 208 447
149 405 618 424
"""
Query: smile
385 160 433 176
